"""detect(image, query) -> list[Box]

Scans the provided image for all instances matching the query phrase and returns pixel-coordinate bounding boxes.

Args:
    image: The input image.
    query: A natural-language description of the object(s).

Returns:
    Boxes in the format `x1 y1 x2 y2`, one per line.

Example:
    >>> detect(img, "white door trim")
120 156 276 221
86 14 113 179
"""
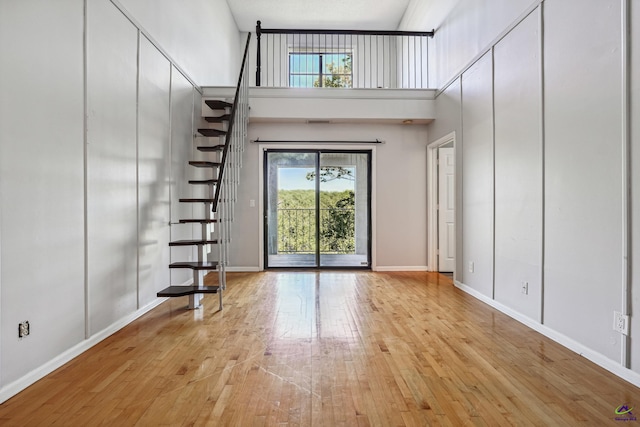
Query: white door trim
258 144 377 271
427 132 456 273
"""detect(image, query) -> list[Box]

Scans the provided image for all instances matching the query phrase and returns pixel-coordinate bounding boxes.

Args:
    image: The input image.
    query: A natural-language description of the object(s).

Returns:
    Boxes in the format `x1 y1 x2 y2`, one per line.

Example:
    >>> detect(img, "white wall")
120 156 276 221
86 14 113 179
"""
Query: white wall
117 0 241 86
0 0 86 386
460 52 494 297
0 0 240 403
426 0 538 88
398 0 460 33
543 0 623 363
246 88 435 122
426 0 640 384
632 0 640 371
137 36 172 308
229 122 429 270
493 11 542 322
86 0 139 335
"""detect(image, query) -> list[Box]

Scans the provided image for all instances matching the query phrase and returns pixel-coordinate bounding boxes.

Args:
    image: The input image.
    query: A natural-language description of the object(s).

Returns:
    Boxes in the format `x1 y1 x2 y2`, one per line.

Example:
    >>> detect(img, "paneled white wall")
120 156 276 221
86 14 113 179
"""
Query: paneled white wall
86 0 139 334
493 11 542 322
137 36 172 307
461 52 494 296
632 0 640 371
0 0 240 403
0 0 86 386
426 0 538 88
428 0 640 383
543 0 623 363
118 0 241 86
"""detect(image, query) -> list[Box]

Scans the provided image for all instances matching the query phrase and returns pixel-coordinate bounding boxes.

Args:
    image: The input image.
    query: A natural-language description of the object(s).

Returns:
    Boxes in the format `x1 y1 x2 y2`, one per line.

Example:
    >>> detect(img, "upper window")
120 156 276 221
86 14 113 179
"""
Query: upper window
289 52 353 88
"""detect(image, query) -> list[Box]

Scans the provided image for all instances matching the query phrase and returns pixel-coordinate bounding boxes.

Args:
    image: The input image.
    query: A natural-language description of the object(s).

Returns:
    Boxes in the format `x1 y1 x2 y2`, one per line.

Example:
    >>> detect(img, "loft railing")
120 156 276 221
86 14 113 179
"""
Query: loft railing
214 32 251 289
255 21 434 89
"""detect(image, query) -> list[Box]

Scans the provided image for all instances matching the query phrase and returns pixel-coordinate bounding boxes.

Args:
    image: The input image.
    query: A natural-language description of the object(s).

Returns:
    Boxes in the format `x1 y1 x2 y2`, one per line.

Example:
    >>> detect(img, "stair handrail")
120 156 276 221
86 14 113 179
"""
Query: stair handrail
213 32 252 213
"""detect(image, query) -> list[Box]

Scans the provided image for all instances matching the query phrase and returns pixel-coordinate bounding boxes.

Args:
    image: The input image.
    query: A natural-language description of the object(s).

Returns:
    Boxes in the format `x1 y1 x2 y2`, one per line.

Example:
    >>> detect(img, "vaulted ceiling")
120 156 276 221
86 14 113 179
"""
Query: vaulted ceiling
226 0 413 31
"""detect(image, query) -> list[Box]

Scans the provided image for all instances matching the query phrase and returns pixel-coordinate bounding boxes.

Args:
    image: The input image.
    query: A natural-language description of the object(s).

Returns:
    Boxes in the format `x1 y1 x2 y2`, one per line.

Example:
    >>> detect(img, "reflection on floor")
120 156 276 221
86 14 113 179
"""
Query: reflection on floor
0 271 637 425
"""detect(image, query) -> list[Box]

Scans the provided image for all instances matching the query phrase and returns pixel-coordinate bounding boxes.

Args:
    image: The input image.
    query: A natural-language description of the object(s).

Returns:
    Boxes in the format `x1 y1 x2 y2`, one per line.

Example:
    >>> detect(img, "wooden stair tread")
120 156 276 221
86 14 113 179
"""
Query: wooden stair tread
179 219 218 224
205 114 231 123
169 261 219 270
179 198 216 203
205 100 232 110
197 145 226 152
188 179 218 185
169 239 218 246
157 285 219 297
189 161 221 167
198 128 226 137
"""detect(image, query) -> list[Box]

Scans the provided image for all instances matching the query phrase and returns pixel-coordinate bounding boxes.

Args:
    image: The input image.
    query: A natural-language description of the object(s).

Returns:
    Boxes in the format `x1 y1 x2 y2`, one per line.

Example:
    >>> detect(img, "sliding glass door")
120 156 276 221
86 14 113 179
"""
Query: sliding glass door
265 150 370 268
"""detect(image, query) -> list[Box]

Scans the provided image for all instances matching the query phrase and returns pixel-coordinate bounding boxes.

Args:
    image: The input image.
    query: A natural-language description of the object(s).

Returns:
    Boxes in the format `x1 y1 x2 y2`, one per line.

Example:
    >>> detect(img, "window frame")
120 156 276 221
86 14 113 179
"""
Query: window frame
288 49 353 88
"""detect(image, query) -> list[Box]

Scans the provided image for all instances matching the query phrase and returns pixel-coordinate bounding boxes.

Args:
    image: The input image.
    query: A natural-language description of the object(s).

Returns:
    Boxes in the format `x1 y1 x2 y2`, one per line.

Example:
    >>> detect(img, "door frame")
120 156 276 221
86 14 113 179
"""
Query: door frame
427 132 456 274
258 145 377 270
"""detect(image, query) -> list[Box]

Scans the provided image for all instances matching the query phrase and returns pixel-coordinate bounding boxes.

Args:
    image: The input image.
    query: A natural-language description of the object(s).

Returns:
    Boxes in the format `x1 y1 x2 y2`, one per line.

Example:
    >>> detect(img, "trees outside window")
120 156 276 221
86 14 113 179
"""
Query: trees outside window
289 52 352 88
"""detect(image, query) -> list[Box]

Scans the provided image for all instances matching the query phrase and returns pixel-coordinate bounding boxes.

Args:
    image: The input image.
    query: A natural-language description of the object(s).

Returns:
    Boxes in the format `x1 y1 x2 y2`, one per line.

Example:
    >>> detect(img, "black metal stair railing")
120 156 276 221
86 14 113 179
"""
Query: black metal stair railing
255 21 434 89
213 32 252 295
156 33 251 311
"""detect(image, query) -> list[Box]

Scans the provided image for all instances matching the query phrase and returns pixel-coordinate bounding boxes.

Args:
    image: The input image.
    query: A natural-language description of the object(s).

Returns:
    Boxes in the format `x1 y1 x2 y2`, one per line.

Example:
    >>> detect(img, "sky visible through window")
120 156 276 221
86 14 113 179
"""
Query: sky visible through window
289 52 352 88
278 167 355 192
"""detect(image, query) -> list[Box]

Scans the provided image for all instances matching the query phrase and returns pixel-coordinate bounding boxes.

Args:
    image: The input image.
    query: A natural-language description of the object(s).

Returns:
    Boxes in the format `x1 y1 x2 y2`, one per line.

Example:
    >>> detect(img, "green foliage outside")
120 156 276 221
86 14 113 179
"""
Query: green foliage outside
306 166 354 183
313 55 352 88
321 191 355 253
278 189 355 254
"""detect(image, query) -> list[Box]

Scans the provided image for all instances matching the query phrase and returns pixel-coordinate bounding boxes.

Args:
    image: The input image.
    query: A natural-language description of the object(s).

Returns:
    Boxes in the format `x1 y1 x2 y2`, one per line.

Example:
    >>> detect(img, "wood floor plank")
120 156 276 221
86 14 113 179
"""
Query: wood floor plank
0 271 639 426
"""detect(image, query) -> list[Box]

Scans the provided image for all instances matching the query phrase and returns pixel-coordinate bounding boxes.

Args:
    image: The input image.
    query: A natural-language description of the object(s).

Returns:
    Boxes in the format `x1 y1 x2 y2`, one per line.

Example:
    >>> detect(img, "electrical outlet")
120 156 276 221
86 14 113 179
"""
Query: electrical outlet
18 321 30 338
468 261 474 273
613 311 629 335
521 281 529 295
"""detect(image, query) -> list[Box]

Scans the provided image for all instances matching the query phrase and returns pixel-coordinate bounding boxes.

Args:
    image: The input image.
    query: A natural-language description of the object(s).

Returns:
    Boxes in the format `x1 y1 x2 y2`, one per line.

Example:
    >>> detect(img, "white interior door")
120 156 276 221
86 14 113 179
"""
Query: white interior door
438 147 455 272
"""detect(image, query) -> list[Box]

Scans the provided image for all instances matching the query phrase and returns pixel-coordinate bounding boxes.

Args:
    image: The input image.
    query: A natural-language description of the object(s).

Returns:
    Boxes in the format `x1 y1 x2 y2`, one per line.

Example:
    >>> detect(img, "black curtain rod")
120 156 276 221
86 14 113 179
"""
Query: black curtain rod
252 139 384 144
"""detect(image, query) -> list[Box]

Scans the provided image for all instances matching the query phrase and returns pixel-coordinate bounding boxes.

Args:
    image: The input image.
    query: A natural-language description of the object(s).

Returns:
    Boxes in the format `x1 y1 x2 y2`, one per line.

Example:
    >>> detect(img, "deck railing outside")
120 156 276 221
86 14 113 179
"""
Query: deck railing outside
278 208 356 254
256 21 434 89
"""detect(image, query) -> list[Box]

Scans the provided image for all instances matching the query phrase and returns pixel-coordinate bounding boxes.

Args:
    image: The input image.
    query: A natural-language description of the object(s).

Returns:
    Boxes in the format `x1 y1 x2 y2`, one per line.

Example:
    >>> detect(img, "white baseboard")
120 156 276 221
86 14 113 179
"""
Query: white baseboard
226 266 261 272
374 266 429 272
454 280 640 389
0 297 168 404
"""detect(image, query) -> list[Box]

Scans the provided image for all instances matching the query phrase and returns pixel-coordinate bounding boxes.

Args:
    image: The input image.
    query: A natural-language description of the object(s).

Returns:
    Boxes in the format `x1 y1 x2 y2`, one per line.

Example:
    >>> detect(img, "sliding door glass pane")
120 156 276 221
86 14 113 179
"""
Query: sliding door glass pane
266 152 318 267
319 152 369 267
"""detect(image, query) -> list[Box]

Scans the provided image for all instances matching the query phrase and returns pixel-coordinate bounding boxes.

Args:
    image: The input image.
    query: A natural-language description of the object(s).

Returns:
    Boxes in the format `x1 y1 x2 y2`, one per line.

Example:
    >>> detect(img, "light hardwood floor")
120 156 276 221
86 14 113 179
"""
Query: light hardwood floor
0 271 638 426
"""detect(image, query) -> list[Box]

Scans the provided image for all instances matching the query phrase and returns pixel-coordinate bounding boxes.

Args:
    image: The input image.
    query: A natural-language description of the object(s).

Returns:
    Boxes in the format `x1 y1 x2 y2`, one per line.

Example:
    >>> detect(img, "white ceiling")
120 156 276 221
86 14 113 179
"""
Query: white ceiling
226 0 413 32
